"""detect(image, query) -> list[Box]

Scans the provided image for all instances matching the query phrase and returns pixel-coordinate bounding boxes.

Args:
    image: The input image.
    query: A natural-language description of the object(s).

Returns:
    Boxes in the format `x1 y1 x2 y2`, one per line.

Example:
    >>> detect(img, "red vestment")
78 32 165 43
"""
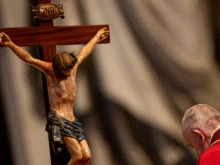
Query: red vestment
196 129 220 165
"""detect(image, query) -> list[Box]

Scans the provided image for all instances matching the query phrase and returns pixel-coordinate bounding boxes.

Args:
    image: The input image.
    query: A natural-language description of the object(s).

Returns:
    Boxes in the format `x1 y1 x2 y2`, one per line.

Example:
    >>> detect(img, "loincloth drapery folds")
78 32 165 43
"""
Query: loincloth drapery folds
46 110 86 154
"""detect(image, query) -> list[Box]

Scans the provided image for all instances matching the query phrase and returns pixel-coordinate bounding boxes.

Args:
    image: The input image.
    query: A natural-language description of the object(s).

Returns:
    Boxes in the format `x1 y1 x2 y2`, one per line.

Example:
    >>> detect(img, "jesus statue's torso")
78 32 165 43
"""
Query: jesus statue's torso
46 70 77 121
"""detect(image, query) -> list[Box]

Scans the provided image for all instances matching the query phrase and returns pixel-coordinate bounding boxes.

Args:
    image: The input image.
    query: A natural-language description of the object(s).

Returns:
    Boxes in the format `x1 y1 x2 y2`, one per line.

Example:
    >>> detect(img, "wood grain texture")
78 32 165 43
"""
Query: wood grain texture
0 25 110 46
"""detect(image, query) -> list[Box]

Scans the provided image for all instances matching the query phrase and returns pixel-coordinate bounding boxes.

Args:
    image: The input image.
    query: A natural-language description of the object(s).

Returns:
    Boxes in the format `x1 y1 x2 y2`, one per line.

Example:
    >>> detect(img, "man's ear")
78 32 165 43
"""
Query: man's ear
193 129 206 143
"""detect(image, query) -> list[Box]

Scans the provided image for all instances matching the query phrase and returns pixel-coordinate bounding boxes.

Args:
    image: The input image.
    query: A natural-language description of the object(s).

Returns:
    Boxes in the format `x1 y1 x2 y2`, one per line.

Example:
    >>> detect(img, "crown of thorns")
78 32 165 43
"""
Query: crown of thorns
52 51 78 71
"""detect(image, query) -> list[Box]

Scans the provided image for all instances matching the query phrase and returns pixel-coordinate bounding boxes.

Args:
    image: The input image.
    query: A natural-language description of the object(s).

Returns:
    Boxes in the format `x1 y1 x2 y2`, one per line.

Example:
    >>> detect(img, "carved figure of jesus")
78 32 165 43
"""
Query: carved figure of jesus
0 28 109 165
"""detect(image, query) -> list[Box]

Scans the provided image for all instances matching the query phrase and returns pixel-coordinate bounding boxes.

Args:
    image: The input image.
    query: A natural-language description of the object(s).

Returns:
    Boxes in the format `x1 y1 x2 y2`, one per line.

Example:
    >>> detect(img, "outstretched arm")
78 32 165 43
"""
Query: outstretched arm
76 28 109 67
0 32 51 74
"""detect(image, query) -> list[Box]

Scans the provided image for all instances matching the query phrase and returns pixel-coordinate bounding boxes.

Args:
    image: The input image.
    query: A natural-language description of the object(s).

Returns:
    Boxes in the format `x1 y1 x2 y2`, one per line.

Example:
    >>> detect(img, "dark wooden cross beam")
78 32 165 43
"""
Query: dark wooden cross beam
0 0 110 164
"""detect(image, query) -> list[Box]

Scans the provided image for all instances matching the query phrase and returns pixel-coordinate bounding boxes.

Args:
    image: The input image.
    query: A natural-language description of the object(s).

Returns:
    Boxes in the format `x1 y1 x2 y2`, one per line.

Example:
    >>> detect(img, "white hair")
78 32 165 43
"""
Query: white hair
182 104 220 137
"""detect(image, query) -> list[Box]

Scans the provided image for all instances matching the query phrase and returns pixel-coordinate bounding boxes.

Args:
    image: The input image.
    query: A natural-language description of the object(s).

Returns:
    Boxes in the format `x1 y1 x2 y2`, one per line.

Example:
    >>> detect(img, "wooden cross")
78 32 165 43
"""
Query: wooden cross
0 0 110 164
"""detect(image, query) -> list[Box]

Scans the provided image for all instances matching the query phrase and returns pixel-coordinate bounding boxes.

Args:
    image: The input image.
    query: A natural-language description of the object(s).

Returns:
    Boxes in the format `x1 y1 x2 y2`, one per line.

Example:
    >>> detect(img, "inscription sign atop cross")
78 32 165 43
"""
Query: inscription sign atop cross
0 0 110 164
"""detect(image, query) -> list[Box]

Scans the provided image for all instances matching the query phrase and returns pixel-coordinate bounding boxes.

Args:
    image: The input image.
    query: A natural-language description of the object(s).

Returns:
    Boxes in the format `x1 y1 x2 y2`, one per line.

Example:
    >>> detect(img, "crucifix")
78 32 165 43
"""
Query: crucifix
0 0 110 164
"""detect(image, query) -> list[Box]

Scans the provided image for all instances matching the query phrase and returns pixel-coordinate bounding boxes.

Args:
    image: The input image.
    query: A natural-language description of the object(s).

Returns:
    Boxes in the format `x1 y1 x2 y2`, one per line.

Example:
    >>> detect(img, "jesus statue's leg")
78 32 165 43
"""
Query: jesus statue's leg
79 140 91 165
63 136 91 165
